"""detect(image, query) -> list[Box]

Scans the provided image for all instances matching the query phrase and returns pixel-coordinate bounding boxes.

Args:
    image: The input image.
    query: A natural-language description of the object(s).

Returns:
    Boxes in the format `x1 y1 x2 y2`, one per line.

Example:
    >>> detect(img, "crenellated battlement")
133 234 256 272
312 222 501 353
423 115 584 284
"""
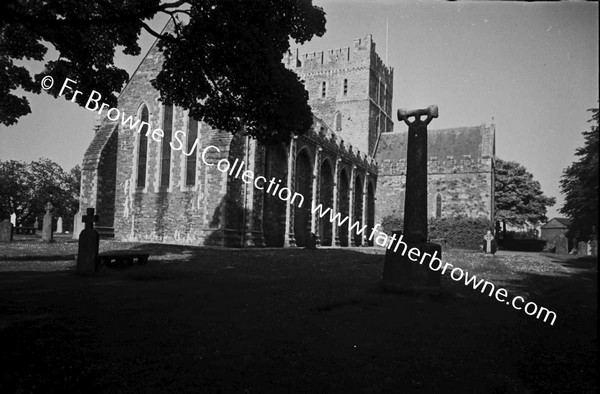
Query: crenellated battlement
371 50 393 83
283 34 394 157
284 34 393 79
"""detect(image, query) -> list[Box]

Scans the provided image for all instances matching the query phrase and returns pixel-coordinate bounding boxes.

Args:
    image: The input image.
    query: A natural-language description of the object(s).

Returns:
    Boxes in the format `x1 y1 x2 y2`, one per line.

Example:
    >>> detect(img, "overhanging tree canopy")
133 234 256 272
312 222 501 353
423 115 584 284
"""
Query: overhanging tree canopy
560 108 599 240
0 0 326 143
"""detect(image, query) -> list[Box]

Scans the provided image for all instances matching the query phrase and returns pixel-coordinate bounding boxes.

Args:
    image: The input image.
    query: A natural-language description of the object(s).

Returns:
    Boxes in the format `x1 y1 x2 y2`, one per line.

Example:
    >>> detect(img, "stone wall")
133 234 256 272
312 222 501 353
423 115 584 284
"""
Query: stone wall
375 124 495 224
76 122 119 237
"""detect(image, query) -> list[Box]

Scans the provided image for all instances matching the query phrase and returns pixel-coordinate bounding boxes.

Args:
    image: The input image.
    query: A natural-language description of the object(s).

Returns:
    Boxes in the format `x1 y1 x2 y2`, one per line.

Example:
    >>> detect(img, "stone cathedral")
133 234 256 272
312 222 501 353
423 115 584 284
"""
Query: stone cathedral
78 33 494 247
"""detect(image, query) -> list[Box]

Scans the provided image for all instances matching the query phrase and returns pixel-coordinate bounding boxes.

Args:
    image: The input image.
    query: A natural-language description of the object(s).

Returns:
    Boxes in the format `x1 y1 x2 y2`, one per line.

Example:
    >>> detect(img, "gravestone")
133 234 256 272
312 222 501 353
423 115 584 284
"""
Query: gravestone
578 241 588 256
73 211 83 239
0 218 12 242
555 234 568 255
305 232 317 250
383 105 441 294
42 202 54 243
590 227 598 257
77 207 100 274
10 213 16 226
590 240 598 257
483 230 497 256
57 217 63 233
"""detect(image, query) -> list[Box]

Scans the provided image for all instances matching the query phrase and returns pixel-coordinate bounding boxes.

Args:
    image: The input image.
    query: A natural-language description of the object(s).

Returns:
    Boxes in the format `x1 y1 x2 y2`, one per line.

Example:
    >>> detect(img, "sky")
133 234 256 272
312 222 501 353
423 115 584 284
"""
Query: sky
0 0 598 219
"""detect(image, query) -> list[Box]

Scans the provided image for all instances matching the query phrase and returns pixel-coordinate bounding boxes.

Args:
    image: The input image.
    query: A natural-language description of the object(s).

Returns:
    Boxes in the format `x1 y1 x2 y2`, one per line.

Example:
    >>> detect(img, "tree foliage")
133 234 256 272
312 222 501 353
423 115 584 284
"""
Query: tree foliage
494 158 556 228
0 159 80 229
0 0 326 143
560 108 599 240
0 160 29 220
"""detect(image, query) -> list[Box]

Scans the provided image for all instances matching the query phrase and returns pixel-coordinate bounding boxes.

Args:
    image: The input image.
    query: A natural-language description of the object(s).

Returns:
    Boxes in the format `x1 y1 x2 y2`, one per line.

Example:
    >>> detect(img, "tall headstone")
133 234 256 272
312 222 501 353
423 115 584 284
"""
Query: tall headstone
305 232 317 250
555 234 568 255
10 213 16 226
57 217 63 233
483 230 497 256
578 241 588 256
590 227 598 257
42 202 54 243
383 105 441 294
34 217 39 230
0 218 12 242
73 211 83 240
590 240 598 257
77 207 100 274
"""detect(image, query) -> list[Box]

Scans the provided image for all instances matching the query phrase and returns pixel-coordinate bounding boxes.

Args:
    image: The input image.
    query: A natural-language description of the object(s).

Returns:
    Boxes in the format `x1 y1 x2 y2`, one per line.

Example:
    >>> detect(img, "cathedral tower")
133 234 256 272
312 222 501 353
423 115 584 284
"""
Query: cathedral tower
284 34 394 156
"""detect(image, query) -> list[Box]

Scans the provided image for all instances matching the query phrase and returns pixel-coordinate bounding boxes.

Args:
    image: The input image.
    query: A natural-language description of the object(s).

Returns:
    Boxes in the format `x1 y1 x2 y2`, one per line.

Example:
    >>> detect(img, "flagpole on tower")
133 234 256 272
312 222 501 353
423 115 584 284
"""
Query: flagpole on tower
385 17 389 64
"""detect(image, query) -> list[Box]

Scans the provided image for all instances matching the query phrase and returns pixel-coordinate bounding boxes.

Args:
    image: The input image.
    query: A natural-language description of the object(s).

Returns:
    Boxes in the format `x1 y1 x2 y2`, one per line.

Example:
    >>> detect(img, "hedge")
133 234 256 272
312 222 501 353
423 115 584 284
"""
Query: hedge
380 212 493 250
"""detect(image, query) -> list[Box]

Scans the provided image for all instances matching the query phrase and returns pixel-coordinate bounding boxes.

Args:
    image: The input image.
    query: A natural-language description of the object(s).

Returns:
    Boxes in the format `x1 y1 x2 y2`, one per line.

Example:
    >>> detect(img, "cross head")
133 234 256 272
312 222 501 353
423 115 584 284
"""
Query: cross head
397 105 439 127
82 207 99 229
484 231 494 242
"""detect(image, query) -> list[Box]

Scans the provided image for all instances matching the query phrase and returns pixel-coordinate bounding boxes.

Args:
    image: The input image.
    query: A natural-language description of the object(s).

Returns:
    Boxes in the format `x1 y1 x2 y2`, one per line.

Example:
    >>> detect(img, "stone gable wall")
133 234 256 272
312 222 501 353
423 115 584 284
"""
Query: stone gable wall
375 125 495 224
78 122 118 232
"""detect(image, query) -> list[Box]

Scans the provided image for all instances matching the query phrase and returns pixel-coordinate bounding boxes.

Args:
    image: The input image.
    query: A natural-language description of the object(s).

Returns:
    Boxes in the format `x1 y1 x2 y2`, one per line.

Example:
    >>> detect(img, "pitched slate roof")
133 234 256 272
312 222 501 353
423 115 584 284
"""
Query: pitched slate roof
541 217 571 229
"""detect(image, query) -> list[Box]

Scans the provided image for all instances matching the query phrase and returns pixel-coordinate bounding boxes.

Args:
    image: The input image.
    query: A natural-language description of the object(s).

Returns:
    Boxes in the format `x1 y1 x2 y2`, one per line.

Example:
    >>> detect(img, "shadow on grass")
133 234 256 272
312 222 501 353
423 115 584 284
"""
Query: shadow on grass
1 254 76 262
0 245 596 392
508 255 597 393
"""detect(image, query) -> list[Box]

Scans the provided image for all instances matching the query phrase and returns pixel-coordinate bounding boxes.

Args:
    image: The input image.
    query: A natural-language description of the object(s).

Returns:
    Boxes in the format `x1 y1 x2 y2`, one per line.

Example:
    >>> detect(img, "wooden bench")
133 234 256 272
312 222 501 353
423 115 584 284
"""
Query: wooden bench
99 251 150 268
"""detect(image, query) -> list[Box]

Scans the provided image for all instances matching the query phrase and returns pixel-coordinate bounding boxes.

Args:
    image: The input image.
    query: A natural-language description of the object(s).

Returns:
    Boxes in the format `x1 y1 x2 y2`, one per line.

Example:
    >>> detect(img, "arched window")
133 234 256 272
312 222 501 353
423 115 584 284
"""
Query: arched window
185 117 199 186
343 79 348 96
321 81 327 98
136 105 149 188
383 86 387 110
335 112 342 132
160 104 174 189
435 193 442 218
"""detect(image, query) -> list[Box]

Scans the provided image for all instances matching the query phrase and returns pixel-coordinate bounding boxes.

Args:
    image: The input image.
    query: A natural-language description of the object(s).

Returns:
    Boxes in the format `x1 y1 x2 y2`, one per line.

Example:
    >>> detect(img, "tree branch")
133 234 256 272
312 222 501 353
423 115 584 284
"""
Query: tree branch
140 21 178 43
1 1 190 27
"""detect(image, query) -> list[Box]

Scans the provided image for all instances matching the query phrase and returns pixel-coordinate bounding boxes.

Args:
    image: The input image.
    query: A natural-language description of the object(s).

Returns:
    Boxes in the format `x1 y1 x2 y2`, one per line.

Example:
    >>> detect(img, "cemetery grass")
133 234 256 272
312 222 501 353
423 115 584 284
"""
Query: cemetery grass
0 237 596 393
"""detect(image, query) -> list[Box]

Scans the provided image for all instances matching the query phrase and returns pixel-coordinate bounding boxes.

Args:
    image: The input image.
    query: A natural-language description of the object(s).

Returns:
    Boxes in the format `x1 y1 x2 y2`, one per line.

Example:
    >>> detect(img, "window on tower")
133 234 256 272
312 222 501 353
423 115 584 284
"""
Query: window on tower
321 81 327 98
343 79 348 96
335 112 342 132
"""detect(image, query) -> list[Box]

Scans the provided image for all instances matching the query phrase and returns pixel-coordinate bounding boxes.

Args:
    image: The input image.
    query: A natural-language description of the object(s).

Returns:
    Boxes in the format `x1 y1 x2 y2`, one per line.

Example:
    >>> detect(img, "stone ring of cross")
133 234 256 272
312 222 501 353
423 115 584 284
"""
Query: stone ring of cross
397 105 439 126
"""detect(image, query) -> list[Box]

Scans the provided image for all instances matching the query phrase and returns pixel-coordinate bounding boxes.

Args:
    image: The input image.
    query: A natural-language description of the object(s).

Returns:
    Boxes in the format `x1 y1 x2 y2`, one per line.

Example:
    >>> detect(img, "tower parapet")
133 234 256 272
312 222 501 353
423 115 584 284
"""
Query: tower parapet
284 34 394 157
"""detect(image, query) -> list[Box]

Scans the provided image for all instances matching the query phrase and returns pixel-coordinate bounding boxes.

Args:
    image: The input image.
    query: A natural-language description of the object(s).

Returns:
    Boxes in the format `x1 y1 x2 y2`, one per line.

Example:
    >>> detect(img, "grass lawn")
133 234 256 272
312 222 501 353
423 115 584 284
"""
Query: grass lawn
0 236 597 393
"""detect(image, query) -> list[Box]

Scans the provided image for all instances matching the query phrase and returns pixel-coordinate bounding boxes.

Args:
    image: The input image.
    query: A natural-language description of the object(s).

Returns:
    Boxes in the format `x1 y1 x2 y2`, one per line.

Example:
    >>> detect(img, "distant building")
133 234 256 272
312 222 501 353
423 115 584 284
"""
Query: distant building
374 125 496 224
540 218 571 242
